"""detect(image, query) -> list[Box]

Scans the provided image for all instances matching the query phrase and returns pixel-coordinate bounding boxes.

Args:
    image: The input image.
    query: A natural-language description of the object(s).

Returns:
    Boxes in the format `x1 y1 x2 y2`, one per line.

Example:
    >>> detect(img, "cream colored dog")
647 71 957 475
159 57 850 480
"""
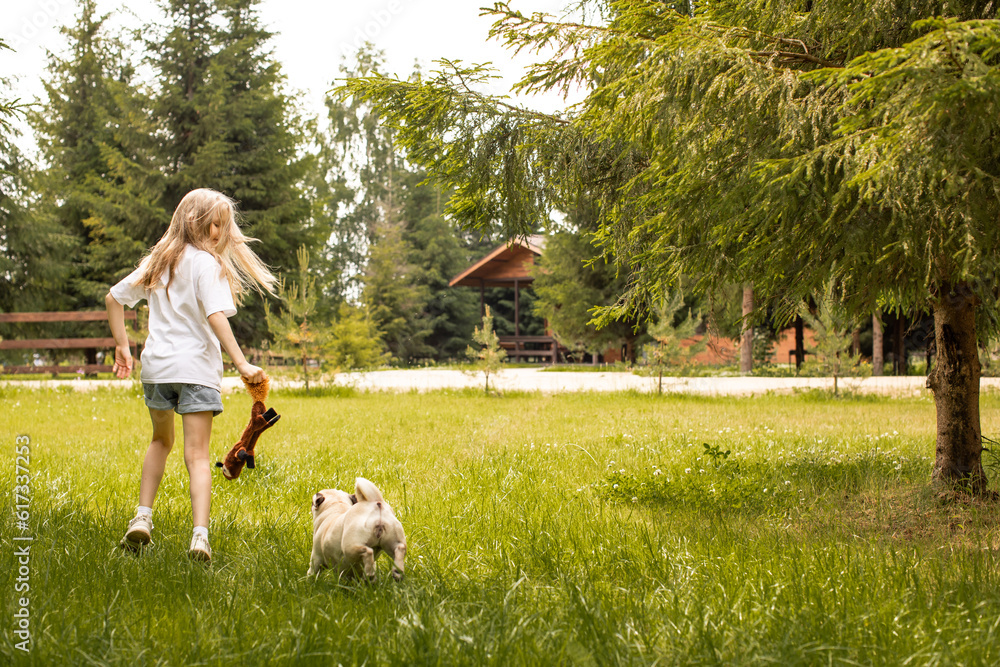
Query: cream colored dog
307 477 406 581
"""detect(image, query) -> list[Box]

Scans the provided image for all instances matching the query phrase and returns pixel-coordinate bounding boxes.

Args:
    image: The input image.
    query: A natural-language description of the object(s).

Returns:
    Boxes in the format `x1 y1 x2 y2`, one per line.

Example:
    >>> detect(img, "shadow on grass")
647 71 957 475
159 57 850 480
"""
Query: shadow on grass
791 388 897 403
597 446 932 516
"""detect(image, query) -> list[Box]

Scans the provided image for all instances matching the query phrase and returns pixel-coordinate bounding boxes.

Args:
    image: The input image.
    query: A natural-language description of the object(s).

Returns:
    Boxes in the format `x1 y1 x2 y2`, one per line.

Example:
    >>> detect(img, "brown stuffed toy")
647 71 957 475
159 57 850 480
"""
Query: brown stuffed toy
216 374 280 480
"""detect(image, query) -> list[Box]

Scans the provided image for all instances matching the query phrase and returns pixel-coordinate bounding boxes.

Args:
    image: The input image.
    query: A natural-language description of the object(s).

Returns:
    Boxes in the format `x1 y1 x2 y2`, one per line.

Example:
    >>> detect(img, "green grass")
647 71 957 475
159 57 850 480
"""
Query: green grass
0 372 120 381
2 386 1000 665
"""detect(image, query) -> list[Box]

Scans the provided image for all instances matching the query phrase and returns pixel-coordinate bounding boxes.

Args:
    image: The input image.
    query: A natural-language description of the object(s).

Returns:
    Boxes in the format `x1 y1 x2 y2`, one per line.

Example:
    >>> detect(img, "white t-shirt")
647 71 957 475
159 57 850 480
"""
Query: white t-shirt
110 245 237 390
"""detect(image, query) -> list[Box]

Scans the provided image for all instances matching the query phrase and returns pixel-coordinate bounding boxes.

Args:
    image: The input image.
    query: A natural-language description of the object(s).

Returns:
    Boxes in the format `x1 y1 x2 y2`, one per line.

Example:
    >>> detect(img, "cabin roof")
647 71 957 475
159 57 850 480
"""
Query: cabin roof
449 235 546 288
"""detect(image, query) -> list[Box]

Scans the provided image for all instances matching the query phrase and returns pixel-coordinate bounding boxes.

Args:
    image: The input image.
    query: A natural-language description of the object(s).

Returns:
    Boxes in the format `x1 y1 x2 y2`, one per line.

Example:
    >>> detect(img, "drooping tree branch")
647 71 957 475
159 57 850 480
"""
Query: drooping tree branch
484 2 843 72
748 50 841 68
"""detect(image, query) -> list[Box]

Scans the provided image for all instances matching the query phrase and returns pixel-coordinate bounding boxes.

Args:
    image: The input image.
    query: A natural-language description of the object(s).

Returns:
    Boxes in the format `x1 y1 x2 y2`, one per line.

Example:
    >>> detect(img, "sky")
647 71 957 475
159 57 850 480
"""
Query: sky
4 0 583 145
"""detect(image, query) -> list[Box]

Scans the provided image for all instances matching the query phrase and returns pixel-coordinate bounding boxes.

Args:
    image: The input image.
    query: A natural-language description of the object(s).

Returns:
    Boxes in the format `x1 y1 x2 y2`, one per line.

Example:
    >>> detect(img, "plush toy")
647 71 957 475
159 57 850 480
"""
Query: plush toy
216 374 280 480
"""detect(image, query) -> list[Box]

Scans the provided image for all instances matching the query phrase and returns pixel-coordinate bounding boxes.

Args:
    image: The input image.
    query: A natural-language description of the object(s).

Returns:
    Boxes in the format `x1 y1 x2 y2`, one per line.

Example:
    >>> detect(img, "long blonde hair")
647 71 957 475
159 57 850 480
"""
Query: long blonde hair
136 188 277 303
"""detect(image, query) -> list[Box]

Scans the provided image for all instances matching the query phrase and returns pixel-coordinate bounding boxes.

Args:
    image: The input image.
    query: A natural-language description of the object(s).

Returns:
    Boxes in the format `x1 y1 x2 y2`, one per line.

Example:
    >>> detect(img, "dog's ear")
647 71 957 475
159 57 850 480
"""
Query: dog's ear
313 492 325 509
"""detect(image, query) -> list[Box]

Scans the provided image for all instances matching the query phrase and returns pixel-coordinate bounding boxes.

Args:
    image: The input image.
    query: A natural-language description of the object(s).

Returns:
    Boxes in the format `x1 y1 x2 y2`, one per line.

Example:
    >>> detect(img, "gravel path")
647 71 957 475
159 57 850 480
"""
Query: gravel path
6 368 1000 396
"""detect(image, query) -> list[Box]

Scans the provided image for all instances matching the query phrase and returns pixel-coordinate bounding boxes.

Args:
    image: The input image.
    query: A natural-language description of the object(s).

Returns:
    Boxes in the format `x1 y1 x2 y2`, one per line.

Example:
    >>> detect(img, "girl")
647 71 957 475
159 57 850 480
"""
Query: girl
106 188 277 562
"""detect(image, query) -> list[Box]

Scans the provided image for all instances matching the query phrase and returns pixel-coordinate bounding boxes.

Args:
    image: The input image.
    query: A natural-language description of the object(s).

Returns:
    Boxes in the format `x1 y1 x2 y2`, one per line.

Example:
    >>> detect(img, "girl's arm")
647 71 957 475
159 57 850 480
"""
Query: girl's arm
105 292 133 379
207 311 264 383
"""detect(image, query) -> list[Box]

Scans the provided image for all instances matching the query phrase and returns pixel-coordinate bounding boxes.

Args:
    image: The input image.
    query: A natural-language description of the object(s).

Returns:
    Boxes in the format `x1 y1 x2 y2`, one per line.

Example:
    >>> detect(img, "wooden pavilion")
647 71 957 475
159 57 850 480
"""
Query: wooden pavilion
449 235 561 363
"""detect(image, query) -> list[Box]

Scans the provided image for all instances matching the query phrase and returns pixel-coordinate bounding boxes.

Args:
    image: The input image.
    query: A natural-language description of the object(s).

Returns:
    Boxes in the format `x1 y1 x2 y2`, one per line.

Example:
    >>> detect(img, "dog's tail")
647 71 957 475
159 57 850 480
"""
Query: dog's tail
354 477 385 504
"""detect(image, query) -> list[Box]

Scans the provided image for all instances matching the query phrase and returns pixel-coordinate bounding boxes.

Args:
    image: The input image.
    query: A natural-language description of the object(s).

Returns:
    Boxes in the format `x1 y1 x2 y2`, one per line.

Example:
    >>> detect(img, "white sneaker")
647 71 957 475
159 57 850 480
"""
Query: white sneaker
120 514 153 550
188 533 212 562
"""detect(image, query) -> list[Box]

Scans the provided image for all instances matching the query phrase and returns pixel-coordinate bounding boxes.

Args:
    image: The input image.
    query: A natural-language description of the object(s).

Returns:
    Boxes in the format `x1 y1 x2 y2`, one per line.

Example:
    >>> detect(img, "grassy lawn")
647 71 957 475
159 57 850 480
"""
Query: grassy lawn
2 385 1000 665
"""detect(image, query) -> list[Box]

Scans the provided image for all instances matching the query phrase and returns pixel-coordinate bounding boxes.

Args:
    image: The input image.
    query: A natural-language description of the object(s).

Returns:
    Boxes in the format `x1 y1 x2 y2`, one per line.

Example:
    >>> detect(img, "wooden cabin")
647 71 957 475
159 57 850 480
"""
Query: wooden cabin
452 236 818 368
450 235 562 363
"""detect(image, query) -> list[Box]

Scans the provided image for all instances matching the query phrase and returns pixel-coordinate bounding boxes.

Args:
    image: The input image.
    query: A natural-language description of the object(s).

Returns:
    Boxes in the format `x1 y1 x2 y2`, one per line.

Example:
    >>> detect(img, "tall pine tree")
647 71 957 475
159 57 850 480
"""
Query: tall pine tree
30 1 161 325
322 44 401 300
406 212 479 360
362 217 432 362
328 46 484 362
341 1 1000 492
1 39 74 323
532 199 643 361
148 0 315 345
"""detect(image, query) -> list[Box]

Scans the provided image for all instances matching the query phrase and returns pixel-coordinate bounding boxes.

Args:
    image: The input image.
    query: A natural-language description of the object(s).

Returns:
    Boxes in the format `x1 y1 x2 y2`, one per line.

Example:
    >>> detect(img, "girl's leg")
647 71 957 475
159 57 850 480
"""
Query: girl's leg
181 411 214 529
138 409 176 508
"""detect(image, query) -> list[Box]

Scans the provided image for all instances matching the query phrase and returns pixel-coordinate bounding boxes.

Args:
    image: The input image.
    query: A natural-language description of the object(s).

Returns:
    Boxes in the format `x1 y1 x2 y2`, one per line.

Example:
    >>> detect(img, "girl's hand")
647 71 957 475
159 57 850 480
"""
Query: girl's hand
113 345 133 379
238 362 265 384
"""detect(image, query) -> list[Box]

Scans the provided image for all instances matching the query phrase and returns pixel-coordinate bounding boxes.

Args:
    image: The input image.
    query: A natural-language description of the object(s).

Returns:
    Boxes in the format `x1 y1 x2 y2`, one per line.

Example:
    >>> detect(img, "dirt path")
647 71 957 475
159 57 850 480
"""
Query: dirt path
6 368 1000 396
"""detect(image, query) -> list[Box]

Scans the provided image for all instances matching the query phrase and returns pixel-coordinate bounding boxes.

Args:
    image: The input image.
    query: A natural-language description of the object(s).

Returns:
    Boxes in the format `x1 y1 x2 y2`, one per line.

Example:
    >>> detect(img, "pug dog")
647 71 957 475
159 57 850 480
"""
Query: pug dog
308 477 406 581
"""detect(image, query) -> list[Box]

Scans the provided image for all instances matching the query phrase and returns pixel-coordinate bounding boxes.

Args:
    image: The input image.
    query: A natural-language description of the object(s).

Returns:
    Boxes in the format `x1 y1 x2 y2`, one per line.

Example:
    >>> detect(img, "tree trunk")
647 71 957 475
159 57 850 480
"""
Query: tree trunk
852 329 861 357
894 314 908 375
926 333 936 377
872 311 883 376
926 283 986 492
740 285 753 374
794 316 805 370
514 279 520 337
85 348 98 378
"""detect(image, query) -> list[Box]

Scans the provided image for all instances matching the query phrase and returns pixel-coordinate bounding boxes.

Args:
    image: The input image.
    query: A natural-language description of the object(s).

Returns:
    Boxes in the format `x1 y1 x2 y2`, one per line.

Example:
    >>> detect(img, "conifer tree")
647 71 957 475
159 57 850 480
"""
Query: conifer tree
31 0 162 318
532 228 640 362
326 46 431 361
306 121 355 307
1 40 73 320
406 212 479 359
341 1 1000 493
0 40 19 122
326 47 484 360
362 219 431 363
322 44 403 298
645 291 706 394
148 0 315 345
466 305 507 395
265 246 330 392
801 283 866 396
327 303 390 370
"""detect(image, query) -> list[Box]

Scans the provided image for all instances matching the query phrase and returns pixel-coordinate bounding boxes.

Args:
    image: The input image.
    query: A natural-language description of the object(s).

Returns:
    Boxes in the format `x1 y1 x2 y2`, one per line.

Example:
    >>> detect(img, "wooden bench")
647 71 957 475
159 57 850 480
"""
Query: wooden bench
499 335 562 364
0 311 138 375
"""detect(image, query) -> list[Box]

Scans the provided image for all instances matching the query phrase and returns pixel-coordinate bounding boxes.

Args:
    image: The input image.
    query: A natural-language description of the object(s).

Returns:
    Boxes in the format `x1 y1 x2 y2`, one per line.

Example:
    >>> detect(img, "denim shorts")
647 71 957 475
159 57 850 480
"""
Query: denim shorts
143 383 224 416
